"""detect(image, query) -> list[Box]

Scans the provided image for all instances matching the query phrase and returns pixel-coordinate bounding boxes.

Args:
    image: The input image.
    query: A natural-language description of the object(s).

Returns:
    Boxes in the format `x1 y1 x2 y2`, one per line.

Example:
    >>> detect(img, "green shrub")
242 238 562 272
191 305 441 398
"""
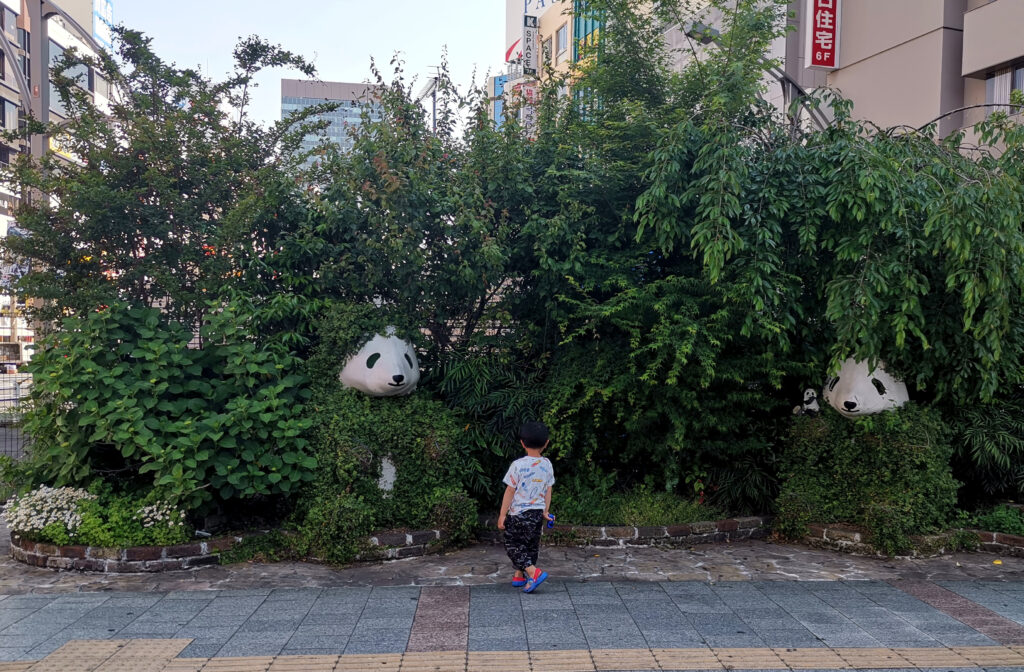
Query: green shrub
20 301 316 512
972 504 1024 535
427 487 478 545
951 391 1024 503
219 531 299 564
774 404 959 555
292 388 478 563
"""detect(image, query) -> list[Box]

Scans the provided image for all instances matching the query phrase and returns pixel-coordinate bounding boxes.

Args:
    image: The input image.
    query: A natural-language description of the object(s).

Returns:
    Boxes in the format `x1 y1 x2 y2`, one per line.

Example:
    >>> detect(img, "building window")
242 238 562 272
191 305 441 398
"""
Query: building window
986 65 1024 116
1 6 16 39
556 23 568 61
1 98 17 130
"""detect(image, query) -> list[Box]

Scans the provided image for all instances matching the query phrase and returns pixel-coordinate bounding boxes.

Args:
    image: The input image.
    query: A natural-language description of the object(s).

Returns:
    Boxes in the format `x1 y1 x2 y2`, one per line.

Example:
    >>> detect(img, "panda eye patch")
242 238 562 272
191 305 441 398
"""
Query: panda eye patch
366 353 381 369
871 378 887 395
828 377 839 391
404 353 414 367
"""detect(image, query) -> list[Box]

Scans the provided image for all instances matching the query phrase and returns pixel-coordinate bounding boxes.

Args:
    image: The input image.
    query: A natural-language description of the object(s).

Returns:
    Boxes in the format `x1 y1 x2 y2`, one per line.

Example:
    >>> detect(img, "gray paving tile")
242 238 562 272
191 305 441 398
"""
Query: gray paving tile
117 621 184 636
641 630 705 648
173 625 238 641
285 634 348 650
292 623 356 637
343 636 408 654
177 640 224 658
236 616 304 632
0 649 26 662
701 634 768 647
369 587 420 599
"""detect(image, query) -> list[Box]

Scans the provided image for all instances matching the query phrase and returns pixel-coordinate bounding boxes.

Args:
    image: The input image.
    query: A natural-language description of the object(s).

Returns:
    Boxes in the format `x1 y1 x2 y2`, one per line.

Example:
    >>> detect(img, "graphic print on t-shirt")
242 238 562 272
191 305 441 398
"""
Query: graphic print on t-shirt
503 456 555 515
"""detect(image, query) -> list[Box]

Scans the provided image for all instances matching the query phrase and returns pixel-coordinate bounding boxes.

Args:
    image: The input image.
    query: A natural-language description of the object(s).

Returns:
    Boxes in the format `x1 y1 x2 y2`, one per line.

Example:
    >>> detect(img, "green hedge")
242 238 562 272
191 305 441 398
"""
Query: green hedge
774 404 959 555
291 389 478 564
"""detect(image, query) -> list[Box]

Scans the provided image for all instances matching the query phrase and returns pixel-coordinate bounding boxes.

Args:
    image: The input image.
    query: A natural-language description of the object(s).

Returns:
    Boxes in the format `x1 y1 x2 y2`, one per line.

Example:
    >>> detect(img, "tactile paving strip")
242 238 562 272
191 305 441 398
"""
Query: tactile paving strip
7 640 1024 671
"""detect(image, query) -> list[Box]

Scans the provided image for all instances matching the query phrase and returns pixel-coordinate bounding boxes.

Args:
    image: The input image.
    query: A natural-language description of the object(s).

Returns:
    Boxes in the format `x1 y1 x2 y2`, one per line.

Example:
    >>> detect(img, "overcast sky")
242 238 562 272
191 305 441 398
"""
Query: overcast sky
114 1 507 126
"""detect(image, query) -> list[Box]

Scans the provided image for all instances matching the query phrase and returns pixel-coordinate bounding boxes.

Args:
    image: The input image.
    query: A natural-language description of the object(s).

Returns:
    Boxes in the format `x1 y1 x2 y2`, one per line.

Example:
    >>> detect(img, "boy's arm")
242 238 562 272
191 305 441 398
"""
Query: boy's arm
497 485 516 529
543 486 553 517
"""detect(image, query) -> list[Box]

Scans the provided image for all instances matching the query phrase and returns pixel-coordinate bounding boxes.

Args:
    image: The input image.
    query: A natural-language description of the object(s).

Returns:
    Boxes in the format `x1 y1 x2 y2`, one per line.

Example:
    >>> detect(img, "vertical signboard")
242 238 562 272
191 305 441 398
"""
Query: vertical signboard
93 0 114 51
523 15 539 76
517 82 539 139
805 0 840 70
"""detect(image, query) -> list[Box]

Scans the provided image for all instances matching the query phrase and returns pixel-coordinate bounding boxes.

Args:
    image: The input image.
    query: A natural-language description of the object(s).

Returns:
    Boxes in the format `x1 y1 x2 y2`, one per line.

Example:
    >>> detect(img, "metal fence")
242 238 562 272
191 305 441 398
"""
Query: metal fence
0 372 30 459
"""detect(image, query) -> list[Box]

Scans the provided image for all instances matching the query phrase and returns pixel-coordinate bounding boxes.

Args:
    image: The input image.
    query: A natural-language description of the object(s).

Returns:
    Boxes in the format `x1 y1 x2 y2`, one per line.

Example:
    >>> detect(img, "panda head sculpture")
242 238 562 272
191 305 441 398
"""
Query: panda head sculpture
338 328 420 397
822 358 909 418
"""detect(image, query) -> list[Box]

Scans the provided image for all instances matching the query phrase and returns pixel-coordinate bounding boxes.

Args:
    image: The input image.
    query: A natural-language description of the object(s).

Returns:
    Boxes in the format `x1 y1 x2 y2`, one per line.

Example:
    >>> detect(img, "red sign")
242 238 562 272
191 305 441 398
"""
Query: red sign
805 0 841 70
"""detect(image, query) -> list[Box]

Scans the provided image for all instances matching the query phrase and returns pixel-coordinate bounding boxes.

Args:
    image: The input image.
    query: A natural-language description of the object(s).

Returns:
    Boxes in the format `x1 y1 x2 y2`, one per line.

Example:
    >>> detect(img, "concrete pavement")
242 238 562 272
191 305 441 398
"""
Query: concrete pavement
1 529 1024 671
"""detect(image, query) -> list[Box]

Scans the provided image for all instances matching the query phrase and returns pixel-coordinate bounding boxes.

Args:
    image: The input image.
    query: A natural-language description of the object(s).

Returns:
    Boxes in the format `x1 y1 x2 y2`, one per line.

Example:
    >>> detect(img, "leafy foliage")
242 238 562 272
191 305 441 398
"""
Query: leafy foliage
19 302 315 511
775 405 960 555
971 504 1024 536
951 389 1024 503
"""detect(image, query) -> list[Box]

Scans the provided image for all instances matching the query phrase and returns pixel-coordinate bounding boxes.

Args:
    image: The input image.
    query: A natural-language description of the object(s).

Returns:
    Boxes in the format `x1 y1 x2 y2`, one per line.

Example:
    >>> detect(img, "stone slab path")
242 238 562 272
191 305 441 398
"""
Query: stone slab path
1 526 1024 671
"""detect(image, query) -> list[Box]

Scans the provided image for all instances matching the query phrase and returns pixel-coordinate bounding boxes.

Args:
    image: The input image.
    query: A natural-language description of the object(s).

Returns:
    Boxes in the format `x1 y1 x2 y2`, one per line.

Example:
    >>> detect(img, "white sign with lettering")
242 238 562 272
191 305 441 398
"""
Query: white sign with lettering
523 15 539 76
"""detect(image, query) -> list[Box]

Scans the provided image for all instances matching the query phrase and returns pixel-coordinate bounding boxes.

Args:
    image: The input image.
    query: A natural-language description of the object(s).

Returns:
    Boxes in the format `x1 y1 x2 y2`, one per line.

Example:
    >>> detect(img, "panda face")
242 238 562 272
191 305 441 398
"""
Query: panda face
822 358 908 418
338 333 420 397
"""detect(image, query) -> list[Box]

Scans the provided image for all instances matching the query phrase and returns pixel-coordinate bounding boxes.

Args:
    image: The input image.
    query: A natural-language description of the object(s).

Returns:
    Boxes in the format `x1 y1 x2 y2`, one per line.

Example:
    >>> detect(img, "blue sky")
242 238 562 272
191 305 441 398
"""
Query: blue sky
115 1 507 126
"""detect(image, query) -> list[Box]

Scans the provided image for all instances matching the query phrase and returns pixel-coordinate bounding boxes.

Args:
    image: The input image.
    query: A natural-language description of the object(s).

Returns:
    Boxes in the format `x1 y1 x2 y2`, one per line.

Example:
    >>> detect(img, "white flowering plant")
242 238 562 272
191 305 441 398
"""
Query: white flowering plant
2 484 191 547
1 485 97 545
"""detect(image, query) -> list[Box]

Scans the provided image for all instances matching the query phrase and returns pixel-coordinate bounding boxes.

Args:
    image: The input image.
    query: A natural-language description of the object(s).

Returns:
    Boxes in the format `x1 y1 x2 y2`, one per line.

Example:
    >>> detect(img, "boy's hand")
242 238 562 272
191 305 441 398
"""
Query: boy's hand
497 515 506 530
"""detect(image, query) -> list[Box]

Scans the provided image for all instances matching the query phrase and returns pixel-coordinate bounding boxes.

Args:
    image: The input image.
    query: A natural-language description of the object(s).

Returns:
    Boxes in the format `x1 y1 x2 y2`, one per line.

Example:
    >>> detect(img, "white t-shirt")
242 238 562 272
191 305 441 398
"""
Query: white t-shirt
503 455 555 515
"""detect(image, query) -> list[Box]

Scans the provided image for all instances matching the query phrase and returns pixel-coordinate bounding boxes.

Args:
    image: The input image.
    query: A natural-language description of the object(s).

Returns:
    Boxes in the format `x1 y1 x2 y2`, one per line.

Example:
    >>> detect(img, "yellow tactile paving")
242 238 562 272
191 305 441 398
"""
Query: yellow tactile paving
527 649 596 671
0 664 33 672
892 646 974 667
16 641 1024 671
400 651 468 671
335 653 402 671
953 645 1024 666
159 661 208 672
266 655 339 671
774 647 850 669
198 657 274 672
466 650 530 672
714 647 788 669
652 647 722 669
590 647 659 671
832 647 915 669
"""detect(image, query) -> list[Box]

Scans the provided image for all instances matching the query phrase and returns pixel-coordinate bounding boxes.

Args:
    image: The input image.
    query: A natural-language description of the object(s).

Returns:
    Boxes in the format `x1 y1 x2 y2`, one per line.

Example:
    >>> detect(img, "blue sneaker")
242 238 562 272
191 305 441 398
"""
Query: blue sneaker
523 570 548 593
511 576 527 587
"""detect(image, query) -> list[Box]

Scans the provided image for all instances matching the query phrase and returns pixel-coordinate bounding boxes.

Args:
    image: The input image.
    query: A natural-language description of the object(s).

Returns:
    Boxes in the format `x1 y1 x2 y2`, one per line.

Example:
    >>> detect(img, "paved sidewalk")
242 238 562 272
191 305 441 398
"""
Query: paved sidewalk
1 531 1023 671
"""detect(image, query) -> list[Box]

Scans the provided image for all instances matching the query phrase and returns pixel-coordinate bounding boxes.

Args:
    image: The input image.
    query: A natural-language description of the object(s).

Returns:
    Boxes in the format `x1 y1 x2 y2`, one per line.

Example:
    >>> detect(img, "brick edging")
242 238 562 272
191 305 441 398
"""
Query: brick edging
9 526 457 572
9 533 248 572
474 515 773 547
971 529 1024 557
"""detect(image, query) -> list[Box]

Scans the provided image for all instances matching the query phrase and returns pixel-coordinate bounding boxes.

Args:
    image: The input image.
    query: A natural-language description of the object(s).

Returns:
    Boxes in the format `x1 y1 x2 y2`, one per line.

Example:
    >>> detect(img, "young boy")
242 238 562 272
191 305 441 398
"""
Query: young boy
497 421 554 593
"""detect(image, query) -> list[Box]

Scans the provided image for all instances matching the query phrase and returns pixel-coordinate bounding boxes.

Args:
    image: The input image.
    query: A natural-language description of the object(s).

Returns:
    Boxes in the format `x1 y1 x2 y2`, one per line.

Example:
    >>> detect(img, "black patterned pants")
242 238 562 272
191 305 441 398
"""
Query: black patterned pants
503 509 545 571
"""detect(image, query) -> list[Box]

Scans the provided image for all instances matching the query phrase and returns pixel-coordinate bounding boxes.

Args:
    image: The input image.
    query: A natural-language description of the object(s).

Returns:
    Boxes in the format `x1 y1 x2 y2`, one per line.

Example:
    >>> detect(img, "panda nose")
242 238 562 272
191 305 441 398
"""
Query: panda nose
843 401 857 411
392 375 405 384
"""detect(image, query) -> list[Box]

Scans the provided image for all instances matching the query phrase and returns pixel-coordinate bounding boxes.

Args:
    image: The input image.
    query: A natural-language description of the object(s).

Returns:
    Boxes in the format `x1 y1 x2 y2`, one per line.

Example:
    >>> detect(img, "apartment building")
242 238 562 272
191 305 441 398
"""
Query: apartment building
0 0 109 365
495 0 1024 140
280 79 382 156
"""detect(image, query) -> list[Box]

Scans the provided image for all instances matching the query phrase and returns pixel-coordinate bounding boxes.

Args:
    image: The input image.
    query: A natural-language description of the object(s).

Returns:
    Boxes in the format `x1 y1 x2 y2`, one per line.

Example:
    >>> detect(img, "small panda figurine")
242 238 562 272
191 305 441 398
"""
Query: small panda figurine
338 328 420 397
822 358 908 418
792 388 820 416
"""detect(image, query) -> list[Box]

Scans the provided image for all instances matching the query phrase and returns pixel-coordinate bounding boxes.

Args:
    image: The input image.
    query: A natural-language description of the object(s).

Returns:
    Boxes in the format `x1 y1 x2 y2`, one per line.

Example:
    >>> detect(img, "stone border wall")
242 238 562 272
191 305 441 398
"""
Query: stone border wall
9 534 245 572
803 524 1024 558
476 515 772 547
974 530 1024 557
357 529 451 561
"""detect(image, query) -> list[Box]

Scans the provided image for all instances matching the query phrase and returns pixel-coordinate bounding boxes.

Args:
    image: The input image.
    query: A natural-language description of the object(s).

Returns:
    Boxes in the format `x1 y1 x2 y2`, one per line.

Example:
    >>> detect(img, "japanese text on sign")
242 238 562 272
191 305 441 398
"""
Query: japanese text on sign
805 0 840 70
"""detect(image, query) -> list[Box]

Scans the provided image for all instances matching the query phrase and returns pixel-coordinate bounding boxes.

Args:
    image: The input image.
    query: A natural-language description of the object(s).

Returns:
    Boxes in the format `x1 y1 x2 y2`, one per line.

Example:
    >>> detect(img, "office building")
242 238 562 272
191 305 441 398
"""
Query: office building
280 79 381 155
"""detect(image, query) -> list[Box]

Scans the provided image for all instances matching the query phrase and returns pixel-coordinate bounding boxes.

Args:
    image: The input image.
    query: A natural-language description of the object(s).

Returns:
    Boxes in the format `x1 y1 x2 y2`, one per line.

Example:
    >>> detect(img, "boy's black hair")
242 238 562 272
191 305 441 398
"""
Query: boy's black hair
519 421 549 449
